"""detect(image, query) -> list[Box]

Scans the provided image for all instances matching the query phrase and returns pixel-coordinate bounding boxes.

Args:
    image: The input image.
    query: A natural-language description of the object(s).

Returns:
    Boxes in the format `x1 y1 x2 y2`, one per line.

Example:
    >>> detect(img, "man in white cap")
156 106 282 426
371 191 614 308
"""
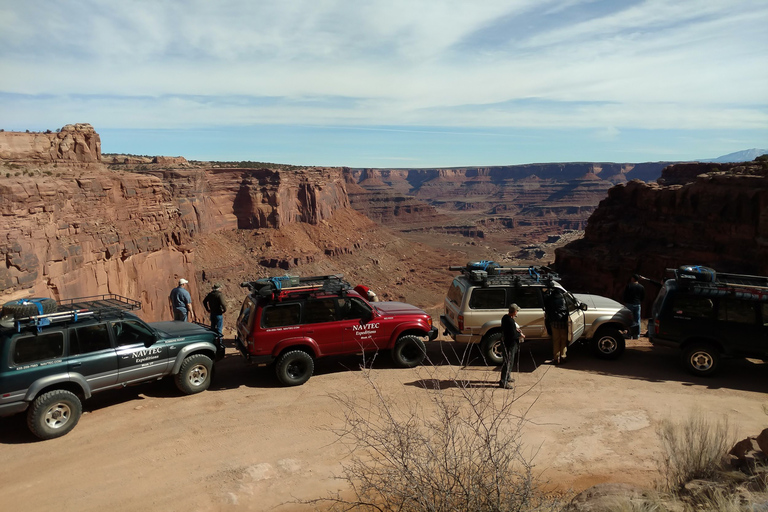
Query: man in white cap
169 278 194 322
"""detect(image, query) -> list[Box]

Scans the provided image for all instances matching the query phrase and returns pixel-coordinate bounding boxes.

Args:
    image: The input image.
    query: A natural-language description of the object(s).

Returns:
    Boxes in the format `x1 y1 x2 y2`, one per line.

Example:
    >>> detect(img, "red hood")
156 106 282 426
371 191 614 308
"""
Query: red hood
373 301 427 316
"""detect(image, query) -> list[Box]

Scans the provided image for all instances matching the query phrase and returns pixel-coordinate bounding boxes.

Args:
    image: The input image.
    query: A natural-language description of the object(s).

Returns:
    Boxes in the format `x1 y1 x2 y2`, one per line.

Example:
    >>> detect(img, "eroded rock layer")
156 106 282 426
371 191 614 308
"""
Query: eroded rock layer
0 124 101 163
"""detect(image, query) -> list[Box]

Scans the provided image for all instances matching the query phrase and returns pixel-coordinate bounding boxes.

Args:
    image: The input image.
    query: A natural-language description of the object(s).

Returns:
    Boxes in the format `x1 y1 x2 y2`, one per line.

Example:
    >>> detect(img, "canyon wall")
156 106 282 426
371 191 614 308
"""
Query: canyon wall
555 161 768 306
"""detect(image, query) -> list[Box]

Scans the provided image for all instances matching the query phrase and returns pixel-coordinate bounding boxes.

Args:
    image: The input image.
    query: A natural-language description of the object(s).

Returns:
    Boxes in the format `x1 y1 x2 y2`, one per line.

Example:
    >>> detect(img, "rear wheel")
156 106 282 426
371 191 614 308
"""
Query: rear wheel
275 350 314 386
682 342 720 377
591 327 625 360
175 354 213 394
392 335 426 368
481 332 504 365
27 389 82 440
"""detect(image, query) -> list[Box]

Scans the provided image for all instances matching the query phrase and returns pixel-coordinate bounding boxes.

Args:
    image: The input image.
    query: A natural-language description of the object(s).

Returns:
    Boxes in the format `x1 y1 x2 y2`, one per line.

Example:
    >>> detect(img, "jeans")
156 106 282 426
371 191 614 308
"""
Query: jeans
210 314 224 338
173 308 188 322
499 341 519 387
627 304 641 339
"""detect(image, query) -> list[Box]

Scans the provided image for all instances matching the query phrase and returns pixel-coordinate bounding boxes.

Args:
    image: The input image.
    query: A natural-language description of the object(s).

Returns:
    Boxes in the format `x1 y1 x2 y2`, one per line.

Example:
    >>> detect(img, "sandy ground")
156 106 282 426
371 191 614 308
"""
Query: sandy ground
1 335 767 512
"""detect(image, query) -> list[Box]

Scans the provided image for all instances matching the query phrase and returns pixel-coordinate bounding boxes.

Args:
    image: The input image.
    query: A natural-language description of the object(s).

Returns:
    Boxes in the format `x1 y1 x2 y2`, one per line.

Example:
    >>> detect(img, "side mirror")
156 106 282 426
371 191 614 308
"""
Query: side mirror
361 310 373 324
144 335 157 348
579 303 588 312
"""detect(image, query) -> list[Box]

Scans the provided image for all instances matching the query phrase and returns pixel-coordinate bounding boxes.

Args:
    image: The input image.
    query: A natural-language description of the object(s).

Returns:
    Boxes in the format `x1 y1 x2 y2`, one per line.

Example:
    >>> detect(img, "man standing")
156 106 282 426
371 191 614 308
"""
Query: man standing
169 278 194 322
499 304 524 389
203 284 227 338
544 287 569 364
623 274 645 339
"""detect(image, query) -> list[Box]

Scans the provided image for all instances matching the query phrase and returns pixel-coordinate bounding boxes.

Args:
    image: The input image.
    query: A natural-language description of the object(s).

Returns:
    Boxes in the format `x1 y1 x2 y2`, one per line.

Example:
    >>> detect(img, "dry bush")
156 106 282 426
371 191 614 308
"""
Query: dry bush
657 411 733 491
313 352 563 512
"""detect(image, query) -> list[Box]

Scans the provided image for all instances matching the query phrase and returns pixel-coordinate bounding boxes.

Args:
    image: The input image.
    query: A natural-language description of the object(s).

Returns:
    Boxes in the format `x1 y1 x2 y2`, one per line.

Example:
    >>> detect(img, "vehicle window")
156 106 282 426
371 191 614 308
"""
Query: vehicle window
469 288 506 310
763 303 768 327
262 303 301 328
112 320 155 347
563 292 580 311
70 324 111 354
447 280 466 306
14 332 64 365
669 295 714 318
337 297 372 320
718 299 758 325
509 287 541 309
237 298 257 331
304 299 337 324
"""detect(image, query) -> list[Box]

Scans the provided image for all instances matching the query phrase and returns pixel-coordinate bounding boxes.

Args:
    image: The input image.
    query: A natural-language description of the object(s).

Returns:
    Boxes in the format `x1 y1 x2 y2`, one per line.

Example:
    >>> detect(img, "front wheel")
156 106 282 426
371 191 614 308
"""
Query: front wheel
27 389 82 440
591 327 626 360
175 354 213 394
275 350 314 386
480 333 504 365
682 342 720 377
392 335 426 368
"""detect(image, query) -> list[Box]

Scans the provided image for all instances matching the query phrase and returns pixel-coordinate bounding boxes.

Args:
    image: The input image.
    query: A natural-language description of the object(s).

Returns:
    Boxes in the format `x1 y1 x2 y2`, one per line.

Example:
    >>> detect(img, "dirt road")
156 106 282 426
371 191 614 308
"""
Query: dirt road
1 337 766 511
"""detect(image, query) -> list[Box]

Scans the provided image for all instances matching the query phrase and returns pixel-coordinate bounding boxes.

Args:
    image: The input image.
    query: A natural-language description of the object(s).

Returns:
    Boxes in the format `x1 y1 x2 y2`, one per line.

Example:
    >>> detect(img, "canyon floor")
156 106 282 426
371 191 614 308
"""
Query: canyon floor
1 332 766 512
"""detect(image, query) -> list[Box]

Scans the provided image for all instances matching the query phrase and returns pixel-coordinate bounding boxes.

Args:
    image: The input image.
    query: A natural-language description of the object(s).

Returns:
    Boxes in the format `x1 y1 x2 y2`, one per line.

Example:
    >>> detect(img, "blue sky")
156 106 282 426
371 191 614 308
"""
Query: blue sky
1 0 766 167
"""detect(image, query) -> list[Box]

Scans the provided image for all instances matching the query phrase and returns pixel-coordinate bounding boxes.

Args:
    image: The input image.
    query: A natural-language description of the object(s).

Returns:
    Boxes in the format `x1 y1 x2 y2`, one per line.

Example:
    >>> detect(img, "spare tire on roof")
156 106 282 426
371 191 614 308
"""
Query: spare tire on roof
2 298 58 319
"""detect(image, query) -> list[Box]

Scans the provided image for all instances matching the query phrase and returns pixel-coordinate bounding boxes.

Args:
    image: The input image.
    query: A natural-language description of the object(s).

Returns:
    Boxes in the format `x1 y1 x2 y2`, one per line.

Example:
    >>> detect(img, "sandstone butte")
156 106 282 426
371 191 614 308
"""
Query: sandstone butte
1 124 767 326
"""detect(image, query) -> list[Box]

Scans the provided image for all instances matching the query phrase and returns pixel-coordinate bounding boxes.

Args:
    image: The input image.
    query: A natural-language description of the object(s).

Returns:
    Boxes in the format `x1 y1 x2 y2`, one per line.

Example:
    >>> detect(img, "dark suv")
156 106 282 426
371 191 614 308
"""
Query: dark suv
0 295 222 439
235 275 438 386
649 266 768 376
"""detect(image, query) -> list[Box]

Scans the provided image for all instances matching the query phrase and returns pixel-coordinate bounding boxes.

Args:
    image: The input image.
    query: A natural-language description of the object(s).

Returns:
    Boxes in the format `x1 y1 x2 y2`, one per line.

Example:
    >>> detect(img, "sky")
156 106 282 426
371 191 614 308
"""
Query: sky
1 0 766 168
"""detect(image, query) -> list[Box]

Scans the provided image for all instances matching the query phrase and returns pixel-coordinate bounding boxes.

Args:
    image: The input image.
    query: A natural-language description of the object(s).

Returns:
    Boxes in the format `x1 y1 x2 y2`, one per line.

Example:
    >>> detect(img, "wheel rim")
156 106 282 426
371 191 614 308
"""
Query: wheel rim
187 364 209 387
44 402 72 430
400 342 420 363
491 340 502 358
690 351 713 372
597 336 617 354
287 360 306 379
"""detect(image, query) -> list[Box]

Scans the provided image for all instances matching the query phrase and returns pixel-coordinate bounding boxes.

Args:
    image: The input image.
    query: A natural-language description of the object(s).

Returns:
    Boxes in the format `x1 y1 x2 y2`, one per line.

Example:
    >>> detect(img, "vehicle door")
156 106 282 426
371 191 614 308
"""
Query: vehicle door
302 298 346 355
717 298 762 356
6 330 67 394
112 319 170 384
660 293 716 341
564 292 586 344
509 287 546 339
338 296 382 351
68 323 119 391
258 301 303 354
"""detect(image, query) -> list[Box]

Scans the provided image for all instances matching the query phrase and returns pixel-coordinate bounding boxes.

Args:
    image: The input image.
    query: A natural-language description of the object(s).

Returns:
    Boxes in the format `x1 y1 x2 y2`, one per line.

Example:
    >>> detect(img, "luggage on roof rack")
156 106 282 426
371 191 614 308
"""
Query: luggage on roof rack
241 274 351 299
449 262 560 286
668 266 768 301
2 294 141 331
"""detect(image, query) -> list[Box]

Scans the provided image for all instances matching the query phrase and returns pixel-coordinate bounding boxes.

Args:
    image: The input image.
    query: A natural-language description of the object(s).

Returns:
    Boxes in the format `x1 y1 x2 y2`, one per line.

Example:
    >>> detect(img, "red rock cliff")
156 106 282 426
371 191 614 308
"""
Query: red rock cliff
0 124 101 163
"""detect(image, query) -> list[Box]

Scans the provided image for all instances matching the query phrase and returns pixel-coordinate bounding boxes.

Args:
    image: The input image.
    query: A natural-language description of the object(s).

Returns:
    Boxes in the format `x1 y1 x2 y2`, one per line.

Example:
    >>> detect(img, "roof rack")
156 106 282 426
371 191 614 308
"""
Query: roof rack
241 274 351 300
668 266 768 301
6 294 141 332
450 261 560 287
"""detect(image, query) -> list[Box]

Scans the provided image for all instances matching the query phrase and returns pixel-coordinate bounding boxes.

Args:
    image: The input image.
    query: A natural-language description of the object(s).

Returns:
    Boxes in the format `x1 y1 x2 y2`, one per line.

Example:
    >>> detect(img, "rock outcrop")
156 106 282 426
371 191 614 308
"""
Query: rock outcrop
555 161 768 302
0 124 101 163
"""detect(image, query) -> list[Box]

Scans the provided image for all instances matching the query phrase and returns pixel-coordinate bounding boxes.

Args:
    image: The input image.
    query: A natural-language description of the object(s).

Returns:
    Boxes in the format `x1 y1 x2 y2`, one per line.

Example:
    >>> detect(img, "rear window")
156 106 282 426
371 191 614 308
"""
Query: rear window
447 279 466 306
262 303 301 328
469 288 506 310
237 297 257 332
14 331 65 365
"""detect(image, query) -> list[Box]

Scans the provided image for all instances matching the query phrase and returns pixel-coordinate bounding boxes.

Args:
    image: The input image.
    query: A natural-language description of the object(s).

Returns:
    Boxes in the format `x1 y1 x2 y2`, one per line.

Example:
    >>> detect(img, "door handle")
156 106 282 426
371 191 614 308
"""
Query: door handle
71 362 81 368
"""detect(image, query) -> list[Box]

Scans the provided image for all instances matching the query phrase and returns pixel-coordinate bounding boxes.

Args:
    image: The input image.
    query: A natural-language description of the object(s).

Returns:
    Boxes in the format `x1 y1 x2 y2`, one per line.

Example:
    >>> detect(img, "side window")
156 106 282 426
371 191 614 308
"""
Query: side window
112 320 155 347
14 332 65 365
669 295 714 319
337 297 372 320
468 288 506 310
304 299 337 324
718 299 758 325
447 280 466 306
510 288 542 309
237 298 257 331
70 324 112 355
563 292 580 312
262 303 301 328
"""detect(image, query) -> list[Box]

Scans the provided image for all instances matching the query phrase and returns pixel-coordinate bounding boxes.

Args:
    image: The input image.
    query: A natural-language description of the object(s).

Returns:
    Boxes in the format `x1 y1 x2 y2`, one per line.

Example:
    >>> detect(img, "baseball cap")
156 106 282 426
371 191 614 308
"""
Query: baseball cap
212 284 221 290
179 278 189 285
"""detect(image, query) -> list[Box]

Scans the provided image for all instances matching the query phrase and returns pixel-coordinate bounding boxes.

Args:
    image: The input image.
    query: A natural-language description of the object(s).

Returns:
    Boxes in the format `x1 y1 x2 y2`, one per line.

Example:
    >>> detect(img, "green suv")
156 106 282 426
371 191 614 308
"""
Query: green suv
0 295 222 440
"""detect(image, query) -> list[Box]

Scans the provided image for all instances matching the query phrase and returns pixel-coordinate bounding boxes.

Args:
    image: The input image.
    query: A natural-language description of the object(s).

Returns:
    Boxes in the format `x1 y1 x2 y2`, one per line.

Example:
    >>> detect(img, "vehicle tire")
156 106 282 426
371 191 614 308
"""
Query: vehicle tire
682 342 720 377
2 298 58 319
591 327 626 360
27 389 82 440
392 335 426 368
275 350 314 386
175 354 213 394
480 332 504 366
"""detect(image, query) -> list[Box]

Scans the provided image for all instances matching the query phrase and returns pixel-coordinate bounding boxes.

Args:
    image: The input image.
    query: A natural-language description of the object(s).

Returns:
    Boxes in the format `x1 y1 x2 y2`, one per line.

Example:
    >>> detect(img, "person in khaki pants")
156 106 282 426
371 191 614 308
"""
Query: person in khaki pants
544 287 569 364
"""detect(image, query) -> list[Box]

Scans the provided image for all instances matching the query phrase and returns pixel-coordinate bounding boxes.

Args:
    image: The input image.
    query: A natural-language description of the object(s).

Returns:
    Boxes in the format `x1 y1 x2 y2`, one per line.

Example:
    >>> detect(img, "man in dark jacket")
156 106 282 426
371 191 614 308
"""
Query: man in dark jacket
499 304 524 389
623 274 645 339
203 284 227 339
544 287 569 364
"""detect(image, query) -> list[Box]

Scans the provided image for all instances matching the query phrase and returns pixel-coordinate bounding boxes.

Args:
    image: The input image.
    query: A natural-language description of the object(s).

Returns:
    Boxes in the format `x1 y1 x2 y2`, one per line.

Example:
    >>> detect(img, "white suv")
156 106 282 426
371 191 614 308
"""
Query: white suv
439 263 633 364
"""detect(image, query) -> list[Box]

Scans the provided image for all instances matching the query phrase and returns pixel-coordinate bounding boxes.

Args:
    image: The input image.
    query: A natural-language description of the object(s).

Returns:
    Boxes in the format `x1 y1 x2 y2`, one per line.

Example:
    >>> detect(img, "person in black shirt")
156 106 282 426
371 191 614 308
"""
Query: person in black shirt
203 284 228 340
544 287 569 364
499 304 524 389
623 274 645 339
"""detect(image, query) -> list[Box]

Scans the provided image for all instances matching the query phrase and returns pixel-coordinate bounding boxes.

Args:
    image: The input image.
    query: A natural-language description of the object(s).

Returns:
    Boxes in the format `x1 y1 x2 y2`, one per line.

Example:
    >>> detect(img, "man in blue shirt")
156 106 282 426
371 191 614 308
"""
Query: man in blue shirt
169 278 194 322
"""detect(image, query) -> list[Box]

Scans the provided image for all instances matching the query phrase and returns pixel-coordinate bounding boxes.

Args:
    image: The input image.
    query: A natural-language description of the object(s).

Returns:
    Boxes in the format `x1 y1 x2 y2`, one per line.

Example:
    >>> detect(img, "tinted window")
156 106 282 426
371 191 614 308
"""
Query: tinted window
469 288 506 310
112 320 155 347
509 287 541 309
70 324 112 354
718 299 758 325
447 280 466 306
669 295 714 318
14 332 64 365
237 297 257 331
304 299 337 324
337 297 372 320
262 303 301 328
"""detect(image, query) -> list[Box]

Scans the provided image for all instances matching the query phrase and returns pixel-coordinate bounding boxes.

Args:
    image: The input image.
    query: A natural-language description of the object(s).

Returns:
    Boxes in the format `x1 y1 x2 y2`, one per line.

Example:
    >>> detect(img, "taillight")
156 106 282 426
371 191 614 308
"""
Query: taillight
653 319 660 335
458 314 464 331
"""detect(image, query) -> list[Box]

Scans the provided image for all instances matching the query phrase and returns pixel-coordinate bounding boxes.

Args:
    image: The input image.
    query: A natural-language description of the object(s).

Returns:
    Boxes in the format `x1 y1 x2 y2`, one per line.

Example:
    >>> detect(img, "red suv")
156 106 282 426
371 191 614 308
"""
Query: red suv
235 275 438 385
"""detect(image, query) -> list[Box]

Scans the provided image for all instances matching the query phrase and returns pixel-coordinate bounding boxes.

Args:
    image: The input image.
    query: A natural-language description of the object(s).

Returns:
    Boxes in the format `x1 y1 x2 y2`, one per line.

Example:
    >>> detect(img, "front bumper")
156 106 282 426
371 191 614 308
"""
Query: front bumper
427 326 439 341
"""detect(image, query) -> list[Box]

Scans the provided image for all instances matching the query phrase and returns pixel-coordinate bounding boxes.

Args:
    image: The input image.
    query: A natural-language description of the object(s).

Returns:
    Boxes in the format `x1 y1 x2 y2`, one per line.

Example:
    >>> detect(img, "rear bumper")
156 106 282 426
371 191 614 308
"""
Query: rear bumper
235 336 275 365
0 400 29 417
439 315 475 343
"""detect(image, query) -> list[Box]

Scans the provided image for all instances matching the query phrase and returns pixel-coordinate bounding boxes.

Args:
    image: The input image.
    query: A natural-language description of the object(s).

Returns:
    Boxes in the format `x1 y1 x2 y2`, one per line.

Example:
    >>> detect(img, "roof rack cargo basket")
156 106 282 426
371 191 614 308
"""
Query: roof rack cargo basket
449 261 560 287
240 274 351 299
667 265 768 301
5 294 141 332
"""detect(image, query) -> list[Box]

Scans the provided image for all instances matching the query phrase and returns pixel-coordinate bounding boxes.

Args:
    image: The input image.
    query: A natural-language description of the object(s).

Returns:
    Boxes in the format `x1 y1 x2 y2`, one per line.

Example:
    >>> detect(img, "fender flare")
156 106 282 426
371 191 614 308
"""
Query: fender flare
479 319 502 339
389 321 433 348
171 341 219 374
587 315 630 338
25 373 90 401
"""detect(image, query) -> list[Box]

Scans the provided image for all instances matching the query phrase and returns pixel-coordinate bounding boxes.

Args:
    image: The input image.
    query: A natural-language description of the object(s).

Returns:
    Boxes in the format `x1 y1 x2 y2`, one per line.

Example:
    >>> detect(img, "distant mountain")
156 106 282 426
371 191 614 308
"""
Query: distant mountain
701 148 767 163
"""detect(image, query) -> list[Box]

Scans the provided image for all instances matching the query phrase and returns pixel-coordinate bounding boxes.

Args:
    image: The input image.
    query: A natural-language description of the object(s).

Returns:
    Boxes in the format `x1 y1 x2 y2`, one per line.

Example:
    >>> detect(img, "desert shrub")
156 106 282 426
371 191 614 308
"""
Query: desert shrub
313 358 563 512
657 411 733 491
